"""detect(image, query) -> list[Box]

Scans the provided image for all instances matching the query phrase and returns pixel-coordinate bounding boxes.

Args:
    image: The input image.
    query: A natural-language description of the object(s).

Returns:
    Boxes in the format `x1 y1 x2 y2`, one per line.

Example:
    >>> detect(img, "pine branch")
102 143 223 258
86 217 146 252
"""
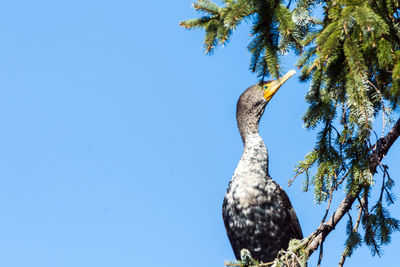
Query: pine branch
305 116 400 256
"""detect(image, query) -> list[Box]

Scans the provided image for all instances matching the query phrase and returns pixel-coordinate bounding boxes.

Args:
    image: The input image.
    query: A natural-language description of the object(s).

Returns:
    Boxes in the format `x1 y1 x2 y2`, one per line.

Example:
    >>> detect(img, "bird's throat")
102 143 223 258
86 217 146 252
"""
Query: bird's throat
235 132 269 179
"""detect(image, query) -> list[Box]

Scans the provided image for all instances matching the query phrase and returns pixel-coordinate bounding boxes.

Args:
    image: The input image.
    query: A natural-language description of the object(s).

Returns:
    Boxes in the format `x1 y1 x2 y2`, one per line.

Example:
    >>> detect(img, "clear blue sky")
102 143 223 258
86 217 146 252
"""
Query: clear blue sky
0 1 398 266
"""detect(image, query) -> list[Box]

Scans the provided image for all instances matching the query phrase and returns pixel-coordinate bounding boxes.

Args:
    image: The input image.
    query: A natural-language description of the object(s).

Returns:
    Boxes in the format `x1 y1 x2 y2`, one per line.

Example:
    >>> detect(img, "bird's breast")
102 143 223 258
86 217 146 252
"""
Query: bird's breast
222 179 293 261
225 178 276 209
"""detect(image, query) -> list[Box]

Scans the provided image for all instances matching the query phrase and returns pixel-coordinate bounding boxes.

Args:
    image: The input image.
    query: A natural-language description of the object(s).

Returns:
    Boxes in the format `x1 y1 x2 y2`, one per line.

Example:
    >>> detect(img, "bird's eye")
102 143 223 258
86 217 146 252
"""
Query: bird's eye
264 82 273 91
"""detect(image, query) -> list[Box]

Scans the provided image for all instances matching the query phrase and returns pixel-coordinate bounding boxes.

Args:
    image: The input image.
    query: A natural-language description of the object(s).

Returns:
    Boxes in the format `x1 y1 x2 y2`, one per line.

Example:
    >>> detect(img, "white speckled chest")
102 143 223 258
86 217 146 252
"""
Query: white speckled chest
222 133 300 262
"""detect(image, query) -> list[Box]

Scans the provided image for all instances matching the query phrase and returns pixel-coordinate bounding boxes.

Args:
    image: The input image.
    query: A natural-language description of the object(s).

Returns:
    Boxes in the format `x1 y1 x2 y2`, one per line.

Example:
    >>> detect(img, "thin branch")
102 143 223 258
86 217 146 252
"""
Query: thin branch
224 261 275 267
317 240 323 267
289 170 305 186
333 173 348 191
378 163 387 203
259 263 274 266
354 203 363 231
320 186 334 225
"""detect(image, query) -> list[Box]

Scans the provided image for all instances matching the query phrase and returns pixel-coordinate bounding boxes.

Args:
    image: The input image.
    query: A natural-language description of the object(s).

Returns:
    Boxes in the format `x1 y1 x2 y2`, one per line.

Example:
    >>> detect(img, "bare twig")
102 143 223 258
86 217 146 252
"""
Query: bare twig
224 261 275 267
317 241 323 267
354 205 363 230
289 170 304 186
332 172 348 191
338 242 347 266
378 163 388 203
293 252 302 266
259 263 274 266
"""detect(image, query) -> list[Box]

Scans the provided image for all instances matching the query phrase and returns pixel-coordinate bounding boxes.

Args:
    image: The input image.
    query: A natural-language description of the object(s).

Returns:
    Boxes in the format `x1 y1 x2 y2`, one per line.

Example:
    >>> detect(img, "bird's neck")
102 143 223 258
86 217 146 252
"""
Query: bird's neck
234 132 269 178
237 117 260 143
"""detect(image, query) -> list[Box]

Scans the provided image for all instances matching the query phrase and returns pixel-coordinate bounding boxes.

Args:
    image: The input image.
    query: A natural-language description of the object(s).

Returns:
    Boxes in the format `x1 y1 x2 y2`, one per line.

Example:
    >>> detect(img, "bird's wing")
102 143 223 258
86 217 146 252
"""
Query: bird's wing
272 180 303 239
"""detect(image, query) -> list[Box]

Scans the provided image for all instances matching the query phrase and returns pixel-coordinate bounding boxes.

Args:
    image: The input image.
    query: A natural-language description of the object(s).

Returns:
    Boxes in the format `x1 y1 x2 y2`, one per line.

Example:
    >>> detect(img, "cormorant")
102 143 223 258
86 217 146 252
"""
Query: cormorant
222 70 303 263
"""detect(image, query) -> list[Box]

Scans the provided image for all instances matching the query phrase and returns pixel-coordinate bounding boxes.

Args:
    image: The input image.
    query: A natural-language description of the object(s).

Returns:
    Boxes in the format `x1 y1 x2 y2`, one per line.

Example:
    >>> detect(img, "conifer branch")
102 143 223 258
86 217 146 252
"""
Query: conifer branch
338 197 363 266
305 116 400 256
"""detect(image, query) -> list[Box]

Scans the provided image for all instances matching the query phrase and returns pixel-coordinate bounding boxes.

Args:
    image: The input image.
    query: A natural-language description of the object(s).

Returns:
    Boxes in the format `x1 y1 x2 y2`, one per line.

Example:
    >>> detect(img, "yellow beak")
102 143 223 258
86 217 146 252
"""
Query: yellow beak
263 70 296 101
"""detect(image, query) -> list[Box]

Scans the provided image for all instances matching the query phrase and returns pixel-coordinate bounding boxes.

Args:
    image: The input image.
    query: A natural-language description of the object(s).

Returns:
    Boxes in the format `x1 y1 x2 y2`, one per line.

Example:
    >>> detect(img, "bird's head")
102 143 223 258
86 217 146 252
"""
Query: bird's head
236 70 295 139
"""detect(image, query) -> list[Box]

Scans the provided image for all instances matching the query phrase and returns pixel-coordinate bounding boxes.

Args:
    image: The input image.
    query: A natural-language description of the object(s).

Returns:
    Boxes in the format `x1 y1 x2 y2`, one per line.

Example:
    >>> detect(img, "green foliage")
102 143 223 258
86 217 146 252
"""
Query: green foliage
360 174 400 256
181 0 313 78
342 214 362 258
180 0 253 54
182 0 400 263
296 0 400 259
